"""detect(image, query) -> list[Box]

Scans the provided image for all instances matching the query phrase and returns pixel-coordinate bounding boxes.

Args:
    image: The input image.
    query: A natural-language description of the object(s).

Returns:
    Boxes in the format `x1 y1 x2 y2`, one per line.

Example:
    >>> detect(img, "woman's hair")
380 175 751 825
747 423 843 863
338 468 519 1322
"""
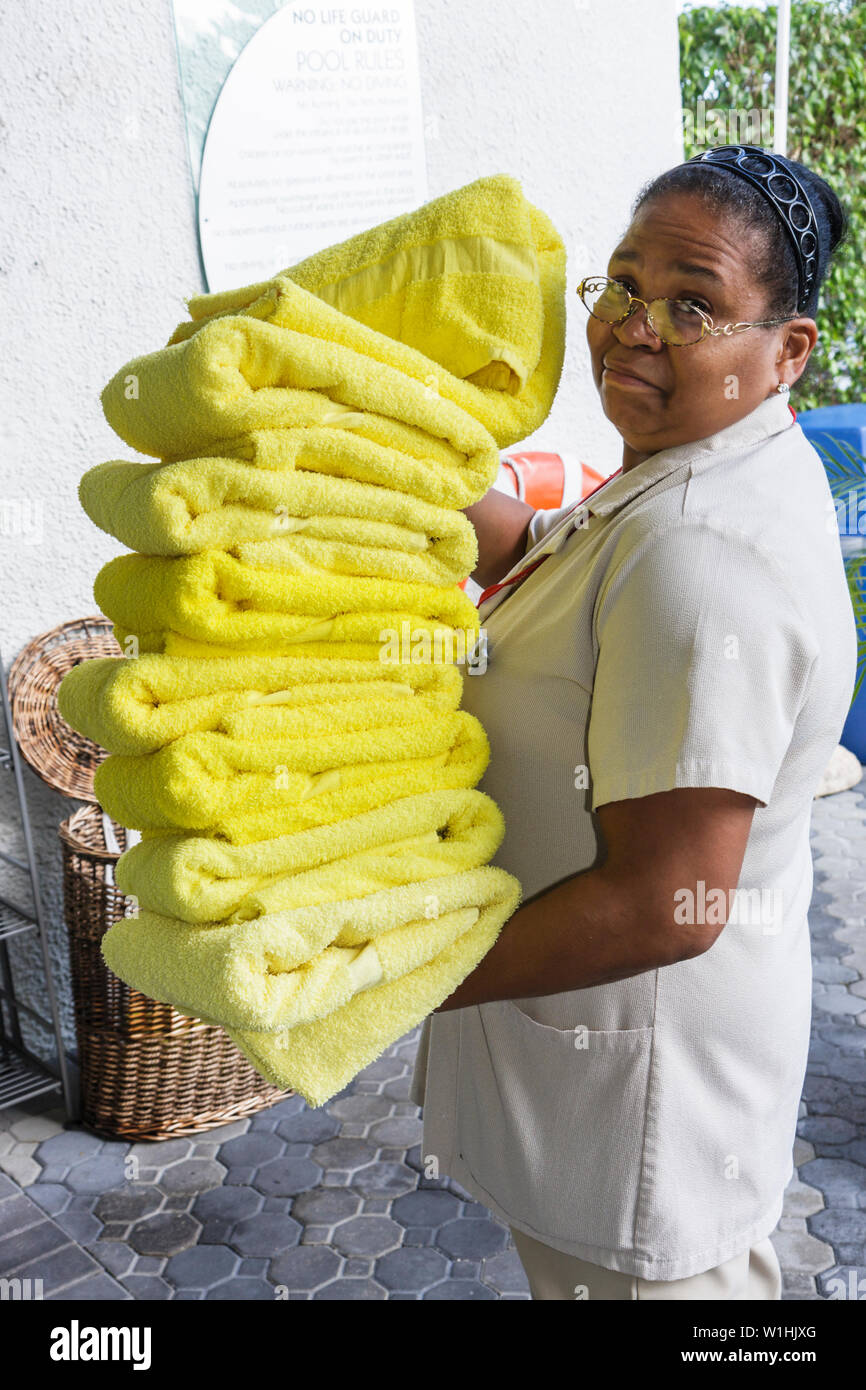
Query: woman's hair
631 154 848 320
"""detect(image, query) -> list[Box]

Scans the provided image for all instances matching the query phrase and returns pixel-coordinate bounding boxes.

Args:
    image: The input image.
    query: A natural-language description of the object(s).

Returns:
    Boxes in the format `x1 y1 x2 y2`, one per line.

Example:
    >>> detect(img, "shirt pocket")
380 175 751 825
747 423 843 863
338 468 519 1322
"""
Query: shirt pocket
456 1001 654 1253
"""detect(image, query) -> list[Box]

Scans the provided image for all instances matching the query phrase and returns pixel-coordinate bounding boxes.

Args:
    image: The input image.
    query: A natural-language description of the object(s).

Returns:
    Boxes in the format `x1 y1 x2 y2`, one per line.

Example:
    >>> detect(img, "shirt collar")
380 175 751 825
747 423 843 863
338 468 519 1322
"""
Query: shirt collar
584 393 796 518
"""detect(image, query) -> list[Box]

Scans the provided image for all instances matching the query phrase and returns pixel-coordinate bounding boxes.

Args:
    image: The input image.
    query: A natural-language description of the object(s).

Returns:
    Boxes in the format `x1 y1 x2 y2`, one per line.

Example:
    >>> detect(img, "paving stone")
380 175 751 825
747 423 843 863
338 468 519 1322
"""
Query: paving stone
813 988 866 1016
437 1217 509 1260
353 1058 404 1082
483 1247 531 1294
0 1218 68 1271
126 1139 191 1169
289 1188 360 1225
799 1115 859 1145
352 1161 418 1197
218 1133 283 1167
816 1265 866 1300
26 1184 72 1217
34 1129 104 1165
375 1246 448 1291
0 1153 42 1185
55 1209 102 1244
312 1137 376 1172
270 1244 341 1289
770 1226 836 1274
782 1178 825 1218
401 1227 436 1246
793 1137 816 1166
202 1119 253 1143
326 1095 391 1124
424 1279 498 1299
275 1109 341 1142
193 1186 262 1221
164 1243 238 1287
120 1274 174 1300
224 1167 256 1186
391 1188 461 1227
313 1278 387 1300
65 1157 129 1194
45 1272 132 1300
230 1213 301 1257
0 1192 43 1239
331 1215 403 1257
160 1159 226 1195
799 1157 866 1207
300 1225 332 1244
817 1024 866 1051
162 1195 193 1212
252 1157 322 1197
95 1186 162 1223
321 1170 351 1186
368 1117 424 1147
12 1239 106 1296
9 1114 65 1143
89 1241 137 1278
128 1211 200 1256
206 1277 275 1300
809 1209 866 1266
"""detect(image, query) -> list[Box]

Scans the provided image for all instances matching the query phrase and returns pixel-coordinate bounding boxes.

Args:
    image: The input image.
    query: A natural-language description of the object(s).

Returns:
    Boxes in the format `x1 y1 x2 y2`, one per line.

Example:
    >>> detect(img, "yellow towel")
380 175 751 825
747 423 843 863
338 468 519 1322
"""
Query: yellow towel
169 173 566 449
188 416 498 513
58 652 462 756
102 867 514 1033
101 311 502 482
224 868 521 1107
93 710 489 843
114 787 504 921
78 458 477 584
93 550 480 651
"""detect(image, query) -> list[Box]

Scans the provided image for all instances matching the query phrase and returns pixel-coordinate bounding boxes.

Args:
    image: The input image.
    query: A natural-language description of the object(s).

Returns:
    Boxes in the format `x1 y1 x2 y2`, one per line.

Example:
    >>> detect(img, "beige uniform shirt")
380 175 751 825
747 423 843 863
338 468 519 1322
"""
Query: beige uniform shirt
409 393 858 1279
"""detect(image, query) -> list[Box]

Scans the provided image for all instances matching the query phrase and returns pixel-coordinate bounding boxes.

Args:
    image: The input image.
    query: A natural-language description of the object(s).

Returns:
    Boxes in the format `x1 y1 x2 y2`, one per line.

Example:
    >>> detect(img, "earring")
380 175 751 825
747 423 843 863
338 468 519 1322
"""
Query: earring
776 382 790 394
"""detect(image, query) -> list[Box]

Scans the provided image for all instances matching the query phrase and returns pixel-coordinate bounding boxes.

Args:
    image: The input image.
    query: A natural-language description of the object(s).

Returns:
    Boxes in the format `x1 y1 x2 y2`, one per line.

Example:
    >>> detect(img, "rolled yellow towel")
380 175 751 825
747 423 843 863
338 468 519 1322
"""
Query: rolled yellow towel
93 550 480 651
58 651 462 756
114 787 504 921
79 457 477 584
101 866 520 1036
93 710 489 843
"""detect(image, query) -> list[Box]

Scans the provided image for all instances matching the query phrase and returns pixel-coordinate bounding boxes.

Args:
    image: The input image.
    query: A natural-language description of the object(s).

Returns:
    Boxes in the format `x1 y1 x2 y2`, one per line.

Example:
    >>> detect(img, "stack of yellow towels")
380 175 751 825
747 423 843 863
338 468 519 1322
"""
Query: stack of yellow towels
58 173 567 1107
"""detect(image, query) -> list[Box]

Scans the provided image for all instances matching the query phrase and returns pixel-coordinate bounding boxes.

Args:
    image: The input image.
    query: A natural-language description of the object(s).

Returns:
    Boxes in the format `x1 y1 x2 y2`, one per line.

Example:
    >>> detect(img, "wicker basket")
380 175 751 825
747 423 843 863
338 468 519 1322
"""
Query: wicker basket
8 616 121 801
59 804 291 1141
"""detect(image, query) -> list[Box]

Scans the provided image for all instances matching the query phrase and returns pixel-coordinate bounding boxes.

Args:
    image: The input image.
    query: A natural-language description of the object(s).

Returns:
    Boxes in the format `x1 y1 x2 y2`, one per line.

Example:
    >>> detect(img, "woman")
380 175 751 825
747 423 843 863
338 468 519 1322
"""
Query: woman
409 146 858 1300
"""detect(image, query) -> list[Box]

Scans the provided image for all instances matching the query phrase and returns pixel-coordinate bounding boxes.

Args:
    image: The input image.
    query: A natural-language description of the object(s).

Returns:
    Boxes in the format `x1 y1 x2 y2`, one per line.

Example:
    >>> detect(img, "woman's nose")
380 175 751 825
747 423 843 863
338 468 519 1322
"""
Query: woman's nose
613 302 664 350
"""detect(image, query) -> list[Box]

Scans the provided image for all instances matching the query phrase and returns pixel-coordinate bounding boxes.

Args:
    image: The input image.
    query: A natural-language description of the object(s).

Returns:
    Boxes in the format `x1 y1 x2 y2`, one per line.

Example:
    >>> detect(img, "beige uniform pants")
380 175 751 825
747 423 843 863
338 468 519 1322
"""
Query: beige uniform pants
508 1226 782 1300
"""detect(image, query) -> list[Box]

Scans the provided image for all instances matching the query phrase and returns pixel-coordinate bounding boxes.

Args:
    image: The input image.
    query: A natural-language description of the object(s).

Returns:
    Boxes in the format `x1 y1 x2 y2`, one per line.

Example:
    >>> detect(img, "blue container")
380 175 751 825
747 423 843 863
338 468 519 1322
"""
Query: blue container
799 405 866 760
798 403 866 471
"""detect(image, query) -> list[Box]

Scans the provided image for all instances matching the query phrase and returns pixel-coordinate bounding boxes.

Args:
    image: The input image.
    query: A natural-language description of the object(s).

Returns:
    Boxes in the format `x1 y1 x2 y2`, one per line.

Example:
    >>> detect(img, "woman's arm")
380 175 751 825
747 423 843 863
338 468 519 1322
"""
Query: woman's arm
433 785 758 1011
463 488 536 589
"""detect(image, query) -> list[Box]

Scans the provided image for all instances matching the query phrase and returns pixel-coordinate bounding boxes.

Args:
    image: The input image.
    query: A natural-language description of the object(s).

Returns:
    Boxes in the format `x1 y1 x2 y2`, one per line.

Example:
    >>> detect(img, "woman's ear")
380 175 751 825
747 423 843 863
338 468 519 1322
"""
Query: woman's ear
778 318 818 388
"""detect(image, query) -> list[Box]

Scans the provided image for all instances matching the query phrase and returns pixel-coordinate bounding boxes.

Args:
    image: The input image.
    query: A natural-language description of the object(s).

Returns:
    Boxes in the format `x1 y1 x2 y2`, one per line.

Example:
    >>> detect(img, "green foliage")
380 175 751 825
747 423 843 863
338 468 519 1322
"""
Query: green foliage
678 1 866 407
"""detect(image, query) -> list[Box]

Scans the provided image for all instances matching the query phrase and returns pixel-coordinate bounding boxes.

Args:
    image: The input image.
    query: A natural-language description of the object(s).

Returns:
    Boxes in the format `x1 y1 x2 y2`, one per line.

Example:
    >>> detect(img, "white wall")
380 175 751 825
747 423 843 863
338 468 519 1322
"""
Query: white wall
0 0 682 1061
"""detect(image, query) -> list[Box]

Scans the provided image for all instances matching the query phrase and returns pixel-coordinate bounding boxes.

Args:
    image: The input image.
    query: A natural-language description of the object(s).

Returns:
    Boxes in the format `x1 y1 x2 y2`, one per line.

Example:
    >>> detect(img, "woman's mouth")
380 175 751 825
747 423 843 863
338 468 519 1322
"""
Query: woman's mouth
602 363 660 390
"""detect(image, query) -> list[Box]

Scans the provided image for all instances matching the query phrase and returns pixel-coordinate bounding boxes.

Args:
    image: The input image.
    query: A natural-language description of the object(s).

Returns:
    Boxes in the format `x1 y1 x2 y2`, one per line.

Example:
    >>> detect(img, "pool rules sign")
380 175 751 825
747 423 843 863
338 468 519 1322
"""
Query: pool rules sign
196 3 428 291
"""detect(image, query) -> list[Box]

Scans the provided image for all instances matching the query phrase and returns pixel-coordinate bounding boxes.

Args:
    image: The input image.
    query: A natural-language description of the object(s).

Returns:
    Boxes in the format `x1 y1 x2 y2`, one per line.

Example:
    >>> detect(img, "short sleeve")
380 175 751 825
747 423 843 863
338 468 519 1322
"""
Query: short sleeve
524 503 576 553
587 520 819 813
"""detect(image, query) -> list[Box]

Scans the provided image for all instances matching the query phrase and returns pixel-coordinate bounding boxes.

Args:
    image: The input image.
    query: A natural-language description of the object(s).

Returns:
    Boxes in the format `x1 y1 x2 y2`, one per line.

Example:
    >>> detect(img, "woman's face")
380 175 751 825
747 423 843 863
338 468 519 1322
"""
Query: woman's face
586 190 816 461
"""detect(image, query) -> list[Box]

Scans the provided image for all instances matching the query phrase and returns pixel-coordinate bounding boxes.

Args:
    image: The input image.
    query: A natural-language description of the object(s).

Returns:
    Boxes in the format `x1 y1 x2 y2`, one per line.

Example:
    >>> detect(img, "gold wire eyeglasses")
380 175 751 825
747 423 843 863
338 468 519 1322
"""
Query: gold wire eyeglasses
576 275 795 347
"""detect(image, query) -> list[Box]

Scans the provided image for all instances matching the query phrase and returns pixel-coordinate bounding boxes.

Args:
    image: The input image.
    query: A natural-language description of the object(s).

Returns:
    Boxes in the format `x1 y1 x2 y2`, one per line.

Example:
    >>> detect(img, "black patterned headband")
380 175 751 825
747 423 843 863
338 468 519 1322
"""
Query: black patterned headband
685 144 821 314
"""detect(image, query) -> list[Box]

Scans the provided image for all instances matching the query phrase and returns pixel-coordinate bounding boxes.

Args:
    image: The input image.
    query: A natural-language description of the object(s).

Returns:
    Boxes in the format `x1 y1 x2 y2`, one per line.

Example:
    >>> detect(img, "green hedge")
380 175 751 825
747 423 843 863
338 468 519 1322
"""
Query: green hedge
679 1 865 407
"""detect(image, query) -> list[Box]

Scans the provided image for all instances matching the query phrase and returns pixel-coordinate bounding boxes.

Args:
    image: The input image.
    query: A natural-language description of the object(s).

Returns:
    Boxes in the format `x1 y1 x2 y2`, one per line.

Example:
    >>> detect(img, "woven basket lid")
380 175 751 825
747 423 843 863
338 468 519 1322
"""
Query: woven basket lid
8 616 122 801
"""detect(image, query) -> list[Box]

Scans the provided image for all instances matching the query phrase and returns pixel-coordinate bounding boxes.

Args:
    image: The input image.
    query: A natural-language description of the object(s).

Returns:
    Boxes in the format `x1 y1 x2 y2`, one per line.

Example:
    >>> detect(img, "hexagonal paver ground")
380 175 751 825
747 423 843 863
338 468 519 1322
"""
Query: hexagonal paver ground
1 772 865 1298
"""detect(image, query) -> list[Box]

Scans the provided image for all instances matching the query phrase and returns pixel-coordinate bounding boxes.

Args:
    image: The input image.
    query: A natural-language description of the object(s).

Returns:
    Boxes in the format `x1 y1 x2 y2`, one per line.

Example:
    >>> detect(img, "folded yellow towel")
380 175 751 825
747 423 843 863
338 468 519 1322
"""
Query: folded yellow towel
58 652 462 756
193 416 497 512
94 710 489 842
223 867 521 1107
169 173 566 450
78 458 477 584
101 311 501 482
114 787 504 921
93 551 480 651
102 867 514 1033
